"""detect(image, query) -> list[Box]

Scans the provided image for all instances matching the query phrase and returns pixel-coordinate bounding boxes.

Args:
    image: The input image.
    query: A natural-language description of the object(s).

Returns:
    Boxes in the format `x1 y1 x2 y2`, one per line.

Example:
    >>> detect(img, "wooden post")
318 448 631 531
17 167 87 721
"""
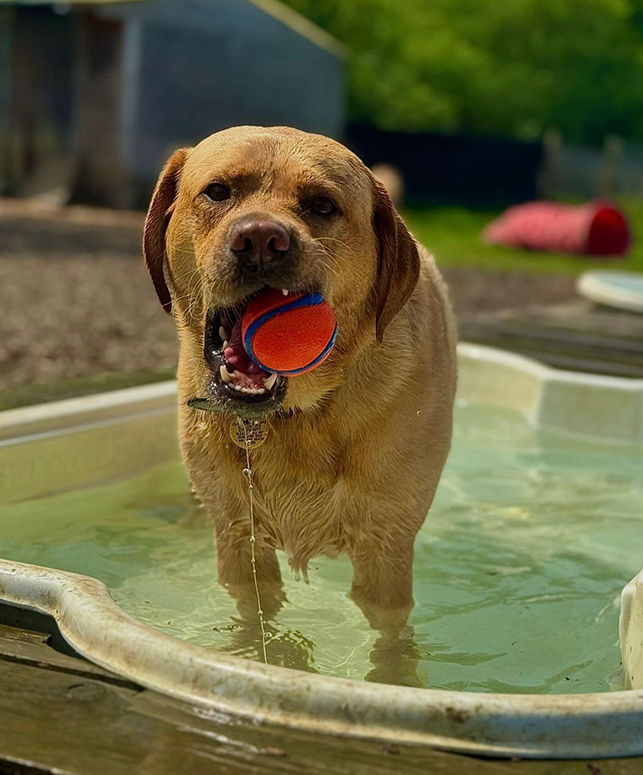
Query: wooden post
0 7 14 194
537 128 562 200
597 134 623 199
70 11 125 208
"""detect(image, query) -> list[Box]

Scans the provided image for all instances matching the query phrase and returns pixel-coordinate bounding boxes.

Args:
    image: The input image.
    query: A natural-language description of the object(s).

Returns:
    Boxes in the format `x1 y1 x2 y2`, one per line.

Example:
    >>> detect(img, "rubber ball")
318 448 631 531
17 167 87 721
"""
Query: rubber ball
242 289 337 376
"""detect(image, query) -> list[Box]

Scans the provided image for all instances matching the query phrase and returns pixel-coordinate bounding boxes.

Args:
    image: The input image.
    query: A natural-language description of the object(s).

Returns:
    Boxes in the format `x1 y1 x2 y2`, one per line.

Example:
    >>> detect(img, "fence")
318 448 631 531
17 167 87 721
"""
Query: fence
346 126 543 207
347 125 643 208
538 130 643 201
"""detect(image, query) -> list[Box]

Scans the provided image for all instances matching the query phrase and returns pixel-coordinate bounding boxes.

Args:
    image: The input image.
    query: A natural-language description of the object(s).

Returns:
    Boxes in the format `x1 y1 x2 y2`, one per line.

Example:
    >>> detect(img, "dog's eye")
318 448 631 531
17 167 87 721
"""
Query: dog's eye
312 196 337 216
202 183 231 202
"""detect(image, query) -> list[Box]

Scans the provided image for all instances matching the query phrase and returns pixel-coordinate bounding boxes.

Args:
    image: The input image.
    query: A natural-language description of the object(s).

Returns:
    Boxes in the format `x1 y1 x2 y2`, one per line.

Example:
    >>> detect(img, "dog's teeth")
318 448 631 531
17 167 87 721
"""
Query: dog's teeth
219 326 228 342
220 365 233 384
222 340 229 349
282 289 289 296
256 388 266 395
264 373 278 390
232 385 254 395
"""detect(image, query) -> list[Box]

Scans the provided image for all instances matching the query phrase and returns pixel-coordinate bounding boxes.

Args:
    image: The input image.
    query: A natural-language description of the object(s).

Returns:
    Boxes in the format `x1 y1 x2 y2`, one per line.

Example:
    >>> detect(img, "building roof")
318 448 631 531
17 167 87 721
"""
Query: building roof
0 0 137 3
245 0 345 57
0 0 346 57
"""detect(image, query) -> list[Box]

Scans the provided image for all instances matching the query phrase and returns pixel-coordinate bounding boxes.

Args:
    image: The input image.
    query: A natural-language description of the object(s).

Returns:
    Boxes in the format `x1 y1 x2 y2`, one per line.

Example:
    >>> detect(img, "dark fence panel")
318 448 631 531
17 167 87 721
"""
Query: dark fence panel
346 126 543 207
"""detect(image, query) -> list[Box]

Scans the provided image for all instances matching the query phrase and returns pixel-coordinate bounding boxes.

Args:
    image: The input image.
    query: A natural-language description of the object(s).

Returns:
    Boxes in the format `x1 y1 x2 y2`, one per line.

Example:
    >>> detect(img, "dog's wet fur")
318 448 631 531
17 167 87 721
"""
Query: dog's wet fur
143 126 457 640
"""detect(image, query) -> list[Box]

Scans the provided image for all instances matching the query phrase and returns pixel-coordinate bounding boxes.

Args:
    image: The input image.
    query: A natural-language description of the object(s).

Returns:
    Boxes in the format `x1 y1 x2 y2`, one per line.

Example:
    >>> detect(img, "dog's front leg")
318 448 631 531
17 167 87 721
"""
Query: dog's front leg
213 514 285 621
188 459 286 620
349 536 420 685
348 536 415 632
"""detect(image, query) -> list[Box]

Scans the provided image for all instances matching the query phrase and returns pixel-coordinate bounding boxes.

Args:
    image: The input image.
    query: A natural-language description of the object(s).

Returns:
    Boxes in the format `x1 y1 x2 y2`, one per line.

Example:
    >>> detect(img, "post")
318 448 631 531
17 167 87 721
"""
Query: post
596 134 623 200
537 128 562 200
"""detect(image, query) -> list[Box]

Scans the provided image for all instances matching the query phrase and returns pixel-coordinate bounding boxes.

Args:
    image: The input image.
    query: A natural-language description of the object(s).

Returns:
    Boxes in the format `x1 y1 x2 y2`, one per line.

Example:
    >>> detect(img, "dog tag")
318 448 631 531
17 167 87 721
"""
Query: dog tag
229 418 269 449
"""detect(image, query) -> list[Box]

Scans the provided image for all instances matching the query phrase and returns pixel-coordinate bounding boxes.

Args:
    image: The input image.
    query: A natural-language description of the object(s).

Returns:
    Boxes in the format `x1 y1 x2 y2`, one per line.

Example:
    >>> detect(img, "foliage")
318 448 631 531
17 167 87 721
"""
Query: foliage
284 0 643 144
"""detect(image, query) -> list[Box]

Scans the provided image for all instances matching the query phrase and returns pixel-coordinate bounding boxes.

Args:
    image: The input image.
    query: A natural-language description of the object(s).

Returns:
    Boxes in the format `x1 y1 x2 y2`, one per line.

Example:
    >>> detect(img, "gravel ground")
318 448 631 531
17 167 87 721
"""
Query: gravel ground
0 199 577 391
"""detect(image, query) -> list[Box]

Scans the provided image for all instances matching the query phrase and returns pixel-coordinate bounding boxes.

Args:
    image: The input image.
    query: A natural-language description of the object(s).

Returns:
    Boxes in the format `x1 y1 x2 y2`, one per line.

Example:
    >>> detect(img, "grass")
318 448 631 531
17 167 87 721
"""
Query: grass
403 198 643 275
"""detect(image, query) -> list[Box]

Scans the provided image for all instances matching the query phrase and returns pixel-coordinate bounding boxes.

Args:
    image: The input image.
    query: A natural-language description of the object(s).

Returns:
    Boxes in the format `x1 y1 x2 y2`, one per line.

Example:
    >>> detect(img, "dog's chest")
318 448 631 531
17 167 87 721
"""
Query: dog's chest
251 449 358 570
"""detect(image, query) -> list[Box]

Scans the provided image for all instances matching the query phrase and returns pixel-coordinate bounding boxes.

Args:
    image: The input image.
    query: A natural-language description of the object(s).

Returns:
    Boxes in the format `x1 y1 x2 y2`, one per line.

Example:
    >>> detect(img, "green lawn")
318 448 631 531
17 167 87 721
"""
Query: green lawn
404 198 643 275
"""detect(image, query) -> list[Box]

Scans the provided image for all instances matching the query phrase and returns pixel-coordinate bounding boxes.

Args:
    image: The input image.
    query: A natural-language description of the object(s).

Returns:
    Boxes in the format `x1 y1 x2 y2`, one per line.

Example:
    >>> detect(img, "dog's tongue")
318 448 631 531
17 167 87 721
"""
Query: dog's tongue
223 318 268 388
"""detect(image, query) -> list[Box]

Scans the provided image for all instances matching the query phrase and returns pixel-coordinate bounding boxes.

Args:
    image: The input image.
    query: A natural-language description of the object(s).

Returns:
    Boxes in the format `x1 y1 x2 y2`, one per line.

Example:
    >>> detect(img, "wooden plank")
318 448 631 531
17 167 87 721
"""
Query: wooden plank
0 644 639 774
0 657 502 775
459 327 643 376
0 622 641 775
461 301 643 341
459 301 643 377
0 617 138 690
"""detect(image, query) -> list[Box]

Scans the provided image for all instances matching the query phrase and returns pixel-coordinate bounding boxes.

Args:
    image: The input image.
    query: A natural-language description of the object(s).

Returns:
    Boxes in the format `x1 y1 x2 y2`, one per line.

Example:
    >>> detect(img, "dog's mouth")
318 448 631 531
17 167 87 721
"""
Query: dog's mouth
199 288 289 413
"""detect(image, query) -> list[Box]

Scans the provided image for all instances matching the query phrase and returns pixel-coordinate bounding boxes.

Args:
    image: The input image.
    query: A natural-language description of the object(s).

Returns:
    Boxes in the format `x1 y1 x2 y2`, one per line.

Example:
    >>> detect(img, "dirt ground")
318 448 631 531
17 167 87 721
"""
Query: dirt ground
0 199 577 391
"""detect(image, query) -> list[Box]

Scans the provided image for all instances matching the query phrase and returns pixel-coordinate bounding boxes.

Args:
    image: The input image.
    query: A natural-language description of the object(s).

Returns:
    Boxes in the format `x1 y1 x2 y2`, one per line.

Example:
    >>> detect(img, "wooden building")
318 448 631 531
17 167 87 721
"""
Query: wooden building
0 0 345 208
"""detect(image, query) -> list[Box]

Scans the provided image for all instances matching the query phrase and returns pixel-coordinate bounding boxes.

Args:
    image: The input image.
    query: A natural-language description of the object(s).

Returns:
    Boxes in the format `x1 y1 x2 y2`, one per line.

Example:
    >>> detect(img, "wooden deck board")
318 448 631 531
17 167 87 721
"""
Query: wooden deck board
0 619 642 775
459 301 643 377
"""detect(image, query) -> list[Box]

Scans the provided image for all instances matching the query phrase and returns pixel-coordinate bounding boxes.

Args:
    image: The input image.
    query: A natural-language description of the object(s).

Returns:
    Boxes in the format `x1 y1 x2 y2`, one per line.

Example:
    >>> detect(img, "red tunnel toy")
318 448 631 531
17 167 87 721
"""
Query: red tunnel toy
483 201 631 257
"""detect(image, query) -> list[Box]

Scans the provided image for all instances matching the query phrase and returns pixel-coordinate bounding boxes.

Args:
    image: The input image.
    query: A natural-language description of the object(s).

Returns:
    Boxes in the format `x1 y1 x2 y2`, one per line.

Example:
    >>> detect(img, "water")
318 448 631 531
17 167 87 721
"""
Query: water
1 404 641 694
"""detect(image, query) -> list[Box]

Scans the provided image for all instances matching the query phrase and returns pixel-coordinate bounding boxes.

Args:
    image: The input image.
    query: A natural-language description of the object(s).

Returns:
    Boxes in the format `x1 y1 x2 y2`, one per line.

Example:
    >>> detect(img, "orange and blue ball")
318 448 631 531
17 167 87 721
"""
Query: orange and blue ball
242 289 337 376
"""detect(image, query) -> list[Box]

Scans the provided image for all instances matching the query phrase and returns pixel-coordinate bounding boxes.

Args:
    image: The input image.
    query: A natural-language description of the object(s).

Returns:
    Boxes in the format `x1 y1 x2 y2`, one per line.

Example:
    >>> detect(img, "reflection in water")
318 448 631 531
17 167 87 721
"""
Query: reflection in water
221 617 318 674
365 627 421 688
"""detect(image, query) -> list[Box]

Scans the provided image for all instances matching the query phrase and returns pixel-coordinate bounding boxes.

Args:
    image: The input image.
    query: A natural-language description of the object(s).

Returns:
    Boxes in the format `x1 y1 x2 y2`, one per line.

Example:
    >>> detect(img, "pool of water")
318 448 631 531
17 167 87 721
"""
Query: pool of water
1 403 640 694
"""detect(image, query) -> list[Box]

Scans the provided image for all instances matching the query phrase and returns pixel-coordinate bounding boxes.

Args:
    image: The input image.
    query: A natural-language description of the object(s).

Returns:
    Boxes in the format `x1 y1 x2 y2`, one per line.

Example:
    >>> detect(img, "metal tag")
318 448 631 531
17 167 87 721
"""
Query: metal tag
229 418 269 449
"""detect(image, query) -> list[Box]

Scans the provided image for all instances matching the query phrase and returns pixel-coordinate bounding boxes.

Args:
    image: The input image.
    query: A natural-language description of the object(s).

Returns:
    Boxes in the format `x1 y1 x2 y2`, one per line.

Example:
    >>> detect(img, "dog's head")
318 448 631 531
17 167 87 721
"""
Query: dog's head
143 126 419 418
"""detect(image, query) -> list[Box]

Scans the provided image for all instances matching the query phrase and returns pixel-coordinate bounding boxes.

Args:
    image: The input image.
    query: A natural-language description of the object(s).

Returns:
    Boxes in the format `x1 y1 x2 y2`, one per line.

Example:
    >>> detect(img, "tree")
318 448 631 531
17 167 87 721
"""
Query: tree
283 0 643 144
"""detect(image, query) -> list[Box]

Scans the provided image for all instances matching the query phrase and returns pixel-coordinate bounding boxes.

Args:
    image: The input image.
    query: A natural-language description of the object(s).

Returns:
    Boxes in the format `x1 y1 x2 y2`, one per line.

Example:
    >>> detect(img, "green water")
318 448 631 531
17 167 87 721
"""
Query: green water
1 404 641 694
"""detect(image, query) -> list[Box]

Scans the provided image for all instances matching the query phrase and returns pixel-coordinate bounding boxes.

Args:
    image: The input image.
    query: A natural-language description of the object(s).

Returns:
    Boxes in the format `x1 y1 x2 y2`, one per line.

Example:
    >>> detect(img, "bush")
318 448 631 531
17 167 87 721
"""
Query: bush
283 0 643 144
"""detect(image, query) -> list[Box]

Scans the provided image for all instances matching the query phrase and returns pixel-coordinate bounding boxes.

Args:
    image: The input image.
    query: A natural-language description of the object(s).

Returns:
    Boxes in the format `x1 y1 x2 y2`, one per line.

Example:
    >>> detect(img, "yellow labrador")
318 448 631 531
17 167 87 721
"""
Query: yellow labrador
143 126 456 631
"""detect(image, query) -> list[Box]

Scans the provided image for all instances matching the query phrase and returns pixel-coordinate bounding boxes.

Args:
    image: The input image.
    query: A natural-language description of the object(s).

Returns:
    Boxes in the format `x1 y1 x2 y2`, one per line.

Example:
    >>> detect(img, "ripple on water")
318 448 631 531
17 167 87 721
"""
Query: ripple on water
0 404 640 693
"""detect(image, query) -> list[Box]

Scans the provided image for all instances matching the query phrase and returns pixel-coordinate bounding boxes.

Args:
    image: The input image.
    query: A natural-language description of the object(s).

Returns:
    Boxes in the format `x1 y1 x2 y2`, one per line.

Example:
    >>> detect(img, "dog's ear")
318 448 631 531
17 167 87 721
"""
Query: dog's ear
372 179 420 343
143 148 190 314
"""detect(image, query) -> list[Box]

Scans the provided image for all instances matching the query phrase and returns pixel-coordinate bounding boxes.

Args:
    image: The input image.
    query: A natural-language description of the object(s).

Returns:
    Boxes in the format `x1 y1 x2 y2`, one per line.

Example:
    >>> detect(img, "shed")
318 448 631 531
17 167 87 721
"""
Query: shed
0 0 345 208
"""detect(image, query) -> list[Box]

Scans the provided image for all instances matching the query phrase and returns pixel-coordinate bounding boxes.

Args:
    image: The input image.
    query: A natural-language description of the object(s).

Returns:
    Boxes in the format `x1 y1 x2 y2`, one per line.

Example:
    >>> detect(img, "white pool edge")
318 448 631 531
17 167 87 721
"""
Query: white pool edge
2 343 641 443
0 343 642 759
0 380 177 444
457 343 643 443
2 559 642 759
620 570 643 694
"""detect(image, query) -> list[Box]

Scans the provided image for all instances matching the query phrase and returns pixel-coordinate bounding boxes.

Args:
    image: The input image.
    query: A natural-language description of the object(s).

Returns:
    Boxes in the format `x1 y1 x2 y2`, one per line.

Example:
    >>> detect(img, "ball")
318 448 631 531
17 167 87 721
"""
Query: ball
242 289 337 376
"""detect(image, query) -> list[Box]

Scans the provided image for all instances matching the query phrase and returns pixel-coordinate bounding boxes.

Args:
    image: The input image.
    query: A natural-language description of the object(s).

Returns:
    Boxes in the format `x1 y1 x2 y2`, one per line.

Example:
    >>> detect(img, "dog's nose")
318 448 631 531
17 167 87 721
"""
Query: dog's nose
229 219 291 267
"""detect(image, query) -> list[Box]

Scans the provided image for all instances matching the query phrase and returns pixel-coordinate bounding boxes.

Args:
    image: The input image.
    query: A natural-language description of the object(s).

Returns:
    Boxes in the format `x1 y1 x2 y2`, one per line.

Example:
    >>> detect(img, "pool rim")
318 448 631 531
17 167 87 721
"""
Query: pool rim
0 343 642 759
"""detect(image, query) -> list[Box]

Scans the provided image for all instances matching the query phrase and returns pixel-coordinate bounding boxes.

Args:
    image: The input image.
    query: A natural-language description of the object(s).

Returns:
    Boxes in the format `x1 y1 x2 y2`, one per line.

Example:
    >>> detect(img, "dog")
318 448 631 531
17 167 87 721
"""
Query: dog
143 126 456 635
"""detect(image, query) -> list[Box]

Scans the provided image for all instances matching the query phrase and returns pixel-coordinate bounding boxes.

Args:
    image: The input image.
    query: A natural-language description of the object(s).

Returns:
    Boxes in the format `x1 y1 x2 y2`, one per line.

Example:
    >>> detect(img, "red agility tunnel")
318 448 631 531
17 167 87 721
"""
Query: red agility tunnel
483 201 631 257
